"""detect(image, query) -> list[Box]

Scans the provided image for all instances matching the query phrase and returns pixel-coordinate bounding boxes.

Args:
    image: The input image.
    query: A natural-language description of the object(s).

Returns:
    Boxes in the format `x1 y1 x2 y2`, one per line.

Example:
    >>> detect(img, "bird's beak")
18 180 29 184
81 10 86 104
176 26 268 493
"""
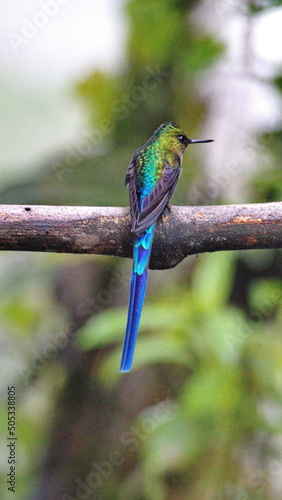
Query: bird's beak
189 139 214 144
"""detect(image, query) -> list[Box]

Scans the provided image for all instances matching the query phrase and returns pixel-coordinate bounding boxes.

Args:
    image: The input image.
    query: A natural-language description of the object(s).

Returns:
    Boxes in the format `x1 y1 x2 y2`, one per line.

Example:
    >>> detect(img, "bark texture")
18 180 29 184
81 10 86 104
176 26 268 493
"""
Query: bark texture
0 203 281 269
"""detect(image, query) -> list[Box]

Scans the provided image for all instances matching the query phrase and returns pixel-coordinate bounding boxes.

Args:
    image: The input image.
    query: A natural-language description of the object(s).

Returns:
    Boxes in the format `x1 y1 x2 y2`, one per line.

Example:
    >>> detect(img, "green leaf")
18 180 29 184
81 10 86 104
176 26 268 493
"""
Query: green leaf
98 334 192 385
248 278 282 315
191 252 235 309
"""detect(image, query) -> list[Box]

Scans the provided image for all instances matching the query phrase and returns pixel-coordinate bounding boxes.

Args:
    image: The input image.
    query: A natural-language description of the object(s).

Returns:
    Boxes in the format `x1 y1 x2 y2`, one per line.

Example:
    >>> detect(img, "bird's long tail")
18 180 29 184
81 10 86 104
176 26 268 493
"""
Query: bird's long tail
120 224 155 372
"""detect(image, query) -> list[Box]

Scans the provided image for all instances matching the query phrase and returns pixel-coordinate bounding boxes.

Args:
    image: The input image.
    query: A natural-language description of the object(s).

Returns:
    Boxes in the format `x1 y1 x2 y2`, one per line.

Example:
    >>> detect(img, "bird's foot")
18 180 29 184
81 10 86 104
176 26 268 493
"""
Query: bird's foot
163 203 171 216
159 204 171 229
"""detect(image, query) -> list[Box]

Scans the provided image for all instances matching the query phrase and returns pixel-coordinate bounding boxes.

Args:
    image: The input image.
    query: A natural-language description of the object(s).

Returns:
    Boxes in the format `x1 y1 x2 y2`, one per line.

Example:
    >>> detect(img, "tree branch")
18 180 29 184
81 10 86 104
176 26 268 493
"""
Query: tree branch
0 203 281 269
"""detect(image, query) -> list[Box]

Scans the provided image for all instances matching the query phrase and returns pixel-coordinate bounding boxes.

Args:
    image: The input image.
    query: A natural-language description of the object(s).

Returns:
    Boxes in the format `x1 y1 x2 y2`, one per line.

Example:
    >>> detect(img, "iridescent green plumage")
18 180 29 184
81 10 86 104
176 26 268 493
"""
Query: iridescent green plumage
133 122 188 196
120 122 213 372
125 122 191 237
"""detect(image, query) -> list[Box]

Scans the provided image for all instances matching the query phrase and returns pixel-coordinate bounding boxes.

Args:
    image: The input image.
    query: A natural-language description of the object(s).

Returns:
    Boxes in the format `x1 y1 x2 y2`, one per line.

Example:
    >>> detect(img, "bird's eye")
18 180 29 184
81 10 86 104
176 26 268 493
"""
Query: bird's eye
178 134 187 144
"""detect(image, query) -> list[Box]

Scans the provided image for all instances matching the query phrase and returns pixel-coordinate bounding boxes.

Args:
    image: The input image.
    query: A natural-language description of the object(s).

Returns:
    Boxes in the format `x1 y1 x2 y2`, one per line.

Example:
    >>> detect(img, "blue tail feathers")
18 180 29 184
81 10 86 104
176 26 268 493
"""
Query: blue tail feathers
120 225 155 372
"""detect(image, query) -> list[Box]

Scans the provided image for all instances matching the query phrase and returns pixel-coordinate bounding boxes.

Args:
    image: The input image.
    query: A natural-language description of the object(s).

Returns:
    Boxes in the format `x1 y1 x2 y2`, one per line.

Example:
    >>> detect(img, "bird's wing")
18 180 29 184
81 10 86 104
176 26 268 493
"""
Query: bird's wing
125 154 139 229
132 163 180 235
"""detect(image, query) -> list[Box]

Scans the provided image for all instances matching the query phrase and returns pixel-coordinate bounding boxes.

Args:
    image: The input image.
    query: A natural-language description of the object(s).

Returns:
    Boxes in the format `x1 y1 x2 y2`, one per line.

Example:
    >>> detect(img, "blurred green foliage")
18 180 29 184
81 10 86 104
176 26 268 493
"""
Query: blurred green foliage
252 131 282 202
77 251 282 499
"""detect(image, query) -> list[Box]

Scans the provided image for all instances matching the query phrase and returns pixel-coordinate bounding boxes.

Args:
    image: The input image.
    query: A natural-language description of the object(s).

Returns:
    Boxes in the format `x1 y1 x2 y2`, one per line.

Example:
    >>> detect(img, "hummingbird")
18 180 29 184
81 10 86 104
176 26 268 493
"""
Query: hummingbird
120 122 213 372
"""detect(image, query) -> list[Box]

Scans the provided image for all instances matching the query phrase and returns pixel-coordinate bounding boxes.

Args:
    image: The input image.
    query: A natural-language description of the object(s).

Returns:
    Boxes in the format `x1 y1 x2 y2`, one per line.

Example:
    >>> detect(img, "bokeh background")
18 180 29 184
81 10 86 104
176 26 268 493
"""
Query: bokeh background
0 1 282 499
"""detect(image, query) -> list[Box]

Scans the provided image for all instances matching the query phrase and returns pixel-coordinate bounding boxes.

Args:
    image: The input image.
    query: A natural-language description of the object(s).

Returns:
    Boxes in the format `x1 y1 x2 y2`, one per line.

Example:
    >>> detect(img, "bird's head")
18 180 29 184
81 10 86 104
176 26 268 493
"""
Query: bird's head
154 121 213 164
